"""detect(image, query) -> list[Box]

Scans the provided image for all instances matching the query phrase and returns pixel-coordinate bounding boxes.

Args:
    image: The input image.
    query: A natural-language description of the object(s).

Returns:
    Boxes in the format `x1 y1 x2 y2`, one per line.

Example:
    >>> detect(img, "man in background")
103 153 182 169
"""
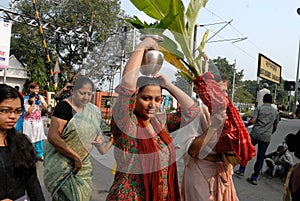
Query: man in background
235 94 279 185
54 83 73 103
256 83 270 107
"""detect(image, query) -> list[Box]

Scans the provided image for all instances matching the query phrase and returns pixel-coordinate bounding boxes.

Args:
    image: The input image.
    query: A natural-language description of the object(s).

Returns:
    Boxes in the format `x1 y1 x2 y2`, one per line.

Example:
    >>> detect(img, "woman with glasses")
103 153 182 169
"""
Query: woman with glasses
44 75 112 201
23 82 48 161
0 84 45 201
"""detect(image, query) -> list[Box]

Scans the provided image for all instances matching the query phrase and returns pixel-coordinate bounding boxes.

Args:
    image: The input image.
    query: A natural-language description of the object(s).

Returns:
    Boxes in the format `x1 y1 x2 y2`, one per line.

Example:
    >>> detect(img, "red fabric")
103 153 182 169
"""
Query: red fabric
138 119 180 201
194 72 256 162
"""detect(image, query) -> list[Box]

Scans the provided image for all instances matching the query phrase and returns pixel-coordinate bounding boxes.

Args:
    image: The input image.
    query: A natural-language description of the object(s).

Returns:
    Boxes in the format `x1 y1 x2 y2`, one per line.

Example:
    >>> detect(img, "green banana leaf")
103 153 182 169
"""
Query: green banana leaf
128 0 209 80
186 0 208 41
129 0 170 20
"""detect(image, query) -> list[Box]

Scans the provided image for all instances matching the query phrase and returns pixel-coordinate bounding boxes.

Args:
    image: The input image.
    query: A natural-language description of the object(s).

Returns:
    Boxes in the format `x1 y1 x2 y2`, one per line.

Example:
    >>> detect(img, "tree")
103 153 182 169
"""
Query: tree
209 57 247 101
243 80 257 103
172 72 191 96
9 0 125 90
84 27 135 88
23 56 50 92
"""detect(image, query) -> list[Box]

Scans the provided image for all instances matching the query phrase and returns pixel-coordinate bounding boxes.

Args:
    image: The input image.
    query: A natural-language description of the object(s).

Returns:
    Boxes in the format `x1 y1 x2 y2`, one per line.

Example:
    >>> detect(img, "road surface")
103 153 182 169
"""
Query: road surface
37 118 300 201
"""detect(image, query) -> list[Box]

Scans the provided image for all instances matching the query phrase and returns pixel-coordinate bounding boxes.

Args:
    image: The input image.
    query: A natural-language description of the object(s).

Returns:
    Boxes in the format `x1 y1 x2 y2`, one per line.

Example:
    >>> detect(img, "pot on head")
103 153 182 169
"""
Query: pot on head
140 49 164 76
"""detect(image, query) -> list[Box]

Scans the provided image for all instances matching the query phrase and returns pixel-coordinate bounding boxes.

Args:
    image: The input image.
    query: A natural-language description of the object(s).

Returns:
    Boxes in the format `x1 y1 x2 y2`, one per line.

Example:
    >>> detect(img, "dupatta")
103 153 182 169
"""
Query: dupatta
138 118 180 201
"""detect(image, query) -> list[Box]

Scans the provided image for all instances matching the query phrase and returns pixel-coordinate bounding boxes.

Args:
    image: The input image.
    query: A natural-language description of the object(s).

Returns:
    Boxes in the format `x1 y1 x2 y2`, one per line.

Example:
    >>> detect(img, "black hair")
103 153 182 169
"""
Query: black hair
285 129 300 159
137 76 162 94
74 75 95 91
0 84 37 176
0 84 24 106
263 93 272 103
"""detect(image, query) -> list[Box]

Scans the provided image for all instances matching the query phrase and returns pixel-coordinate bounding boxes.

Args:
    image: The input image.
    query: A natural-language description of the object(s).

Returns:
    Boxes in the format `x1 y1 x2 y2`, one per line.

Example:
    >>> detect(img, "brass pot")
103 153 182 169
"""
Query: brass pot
140 49 164 76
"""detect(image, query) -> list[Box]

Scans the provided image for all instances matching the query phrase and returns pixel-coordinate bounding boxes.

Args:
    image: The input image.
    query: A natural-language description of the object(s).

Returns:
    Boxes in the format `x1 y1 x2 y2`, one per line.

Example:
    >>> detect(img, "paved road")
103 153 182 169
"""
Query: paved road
37 118 300 201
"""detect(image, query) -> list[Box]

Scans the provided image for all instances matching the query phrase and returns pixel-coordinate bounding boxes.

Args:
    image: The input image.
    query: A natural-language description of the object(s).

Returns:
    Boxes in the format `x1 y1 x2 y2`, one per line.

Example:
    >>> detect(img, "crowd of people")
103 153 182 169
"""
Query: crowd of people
0 37 299 201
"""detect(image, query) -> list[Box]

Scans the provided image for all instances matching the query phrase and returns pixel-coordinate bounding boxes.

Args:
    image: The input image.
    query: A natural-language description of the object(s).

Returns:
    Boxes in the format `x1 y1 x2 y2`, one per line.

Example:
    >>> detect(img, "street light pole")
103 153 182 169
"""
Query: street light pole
294 8 300 117
293 38 300 116
232 59 236 102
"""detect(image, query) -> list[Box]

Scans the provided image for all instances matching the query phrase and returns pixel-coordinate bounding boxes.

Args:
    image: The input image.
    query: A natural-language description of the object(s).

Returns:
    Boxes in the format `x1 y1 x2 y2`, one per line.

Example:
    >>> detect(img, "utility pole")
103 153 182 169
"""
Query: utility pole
232 59 236 102
293 38 300 117
190 24 198 97
81 11 94 76
119 26 127 80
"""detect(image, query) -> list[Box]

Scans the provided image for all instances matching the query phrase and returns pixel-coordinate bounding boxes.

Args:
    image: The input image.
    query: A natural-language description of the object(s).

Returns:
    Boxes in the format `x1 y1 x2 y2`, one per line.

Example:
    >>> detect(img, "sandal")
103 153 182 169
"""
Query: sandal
247 178 257 185
234 170 244 176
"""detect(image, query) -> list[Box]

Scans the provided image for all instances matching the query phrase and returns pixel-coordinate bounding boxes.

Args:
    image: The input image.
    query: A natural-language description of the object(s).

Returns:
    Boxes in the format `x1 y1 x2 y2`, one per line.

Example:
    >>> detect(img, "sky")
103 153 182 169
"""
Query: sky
1 0 300 82
120 0 300 82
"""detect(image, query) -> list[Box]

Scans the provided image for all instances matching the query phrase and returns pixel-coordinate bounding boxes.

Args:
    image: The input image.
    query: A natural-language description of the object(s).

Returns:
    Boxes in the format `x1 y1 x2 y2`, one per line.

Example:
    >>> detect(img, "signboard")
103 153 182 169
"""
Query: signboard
257 53 281 85
0 21 12 69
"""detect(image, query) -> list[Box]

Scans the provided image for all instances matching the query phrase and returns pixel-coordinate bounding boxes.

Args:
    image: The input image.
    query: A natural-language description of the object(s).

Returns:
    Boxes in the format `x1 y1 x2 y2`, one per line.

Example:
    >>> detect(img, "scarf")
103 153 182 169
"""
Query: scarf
138 118 180 201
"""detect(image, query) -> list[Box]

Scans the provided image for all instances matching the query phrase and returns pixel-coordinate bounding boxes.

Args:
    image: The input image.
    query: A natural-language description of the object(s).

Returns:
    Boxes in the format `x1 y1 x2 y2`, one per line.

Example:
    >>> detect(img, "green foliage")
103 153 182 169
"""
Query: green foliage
128 0 209 81
23 56 50 91
9 0 125 90
172 72 191 96
243 80 257 103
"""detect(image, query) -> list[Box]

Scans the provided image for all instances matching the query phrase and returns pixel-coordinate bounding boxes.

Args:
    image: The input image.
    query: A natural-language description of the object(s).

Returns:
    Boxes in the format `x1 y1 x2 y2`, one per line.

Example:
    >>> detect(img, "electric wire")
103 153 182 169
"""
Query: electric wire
202 7 295 80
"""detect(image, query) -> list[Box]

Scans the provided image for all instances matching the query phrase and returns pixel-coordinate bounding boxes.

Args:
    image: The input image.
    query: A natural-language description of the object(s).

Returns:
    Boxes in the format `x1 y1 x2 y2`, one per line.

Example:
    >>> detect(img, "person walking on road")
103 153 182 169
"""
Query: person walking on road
235 94 279 185
44 76 110 201
106 37 199 201
181 74 255 201
256 83 270 107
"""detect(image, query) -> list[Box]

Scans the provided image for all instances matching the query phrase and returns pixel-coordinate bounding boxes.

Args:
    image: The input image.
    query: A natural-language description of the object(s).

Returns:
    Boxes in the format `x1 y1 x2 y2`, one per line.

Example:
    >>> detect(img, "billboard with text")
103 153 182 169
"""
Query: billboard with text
0 21 12 69
257 53 281 85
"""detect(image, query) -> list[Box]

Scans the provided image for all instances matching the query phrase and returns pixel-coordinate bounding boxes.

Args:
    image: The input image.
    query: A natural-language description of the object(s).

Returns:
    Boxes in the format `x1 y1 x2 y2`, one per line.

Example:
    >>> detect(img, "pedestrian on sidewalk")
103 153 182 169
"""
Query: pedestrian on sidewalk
235 94 279 185
0 84 45 201
283 129 300 201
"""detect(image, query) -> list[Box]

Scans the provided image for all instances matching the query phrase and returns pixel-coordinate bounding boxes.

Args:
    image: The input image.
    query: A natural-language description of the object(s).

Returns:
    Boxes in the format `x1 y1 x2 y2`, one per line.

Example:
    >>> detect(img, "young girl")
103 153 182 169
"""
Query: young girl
0 84 45 201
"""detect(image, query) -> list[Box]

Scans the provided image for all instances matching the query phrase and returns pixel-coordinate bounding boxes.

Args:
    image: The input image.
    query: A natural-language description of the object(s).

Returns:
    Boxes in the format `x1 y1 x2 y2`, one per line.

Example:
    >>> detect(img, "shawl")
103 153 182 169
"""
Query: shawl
138 118 180 201
194 72 256 162
44 103 101 201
